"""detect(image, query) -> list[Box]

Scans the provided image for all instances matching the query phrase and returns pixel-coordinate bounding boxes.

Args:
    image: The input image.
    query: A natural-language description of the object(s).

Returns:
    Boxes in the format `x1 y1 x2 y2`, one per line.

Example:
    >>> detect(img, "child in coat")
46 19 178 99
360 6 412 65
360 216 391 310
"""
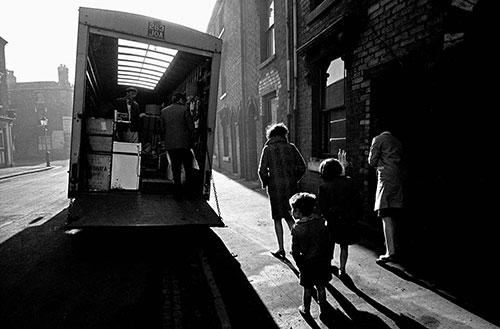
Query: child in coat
317 157 360 278
290 192 332 316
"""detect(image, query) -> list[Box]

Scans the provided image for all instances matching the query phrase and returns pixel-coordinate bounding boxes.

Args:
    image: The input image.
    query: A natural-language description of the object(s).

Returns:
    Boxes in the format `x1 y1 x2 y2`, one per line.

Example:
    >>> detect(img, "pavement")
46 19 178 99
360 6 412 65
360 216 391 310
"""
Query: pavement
207 168 499 329
0 161 56 180
2 162 498 328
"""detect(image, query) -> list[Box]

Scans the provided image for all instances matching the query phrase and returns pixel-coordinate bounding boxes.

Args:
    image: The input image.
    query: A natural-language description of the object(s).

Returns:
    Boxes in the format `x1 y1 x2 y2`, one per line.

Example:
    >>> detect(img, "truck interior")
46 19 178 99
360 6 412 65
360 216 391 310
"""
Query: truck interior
66 8 223 228
80 31 214 198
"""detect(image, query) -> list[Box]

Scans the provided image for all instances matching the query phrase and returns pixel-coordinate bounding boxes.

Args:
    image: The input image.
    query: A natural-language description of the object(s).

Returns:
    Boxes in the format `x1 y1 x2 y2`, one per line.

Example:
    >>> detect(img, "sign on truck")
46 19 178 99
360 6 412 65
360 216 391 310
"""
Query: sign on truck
66 7 223 227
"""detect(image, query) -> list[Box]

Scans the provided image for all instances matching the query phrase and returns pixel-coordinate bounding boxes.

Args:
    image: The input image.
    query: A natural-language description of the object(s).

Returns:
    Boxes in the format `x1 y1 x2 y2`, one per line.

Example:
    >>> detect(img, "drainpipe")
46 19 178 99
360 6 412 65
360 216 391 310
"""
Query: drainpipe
292 0 299 144
285 0 293 141
239 0 247 178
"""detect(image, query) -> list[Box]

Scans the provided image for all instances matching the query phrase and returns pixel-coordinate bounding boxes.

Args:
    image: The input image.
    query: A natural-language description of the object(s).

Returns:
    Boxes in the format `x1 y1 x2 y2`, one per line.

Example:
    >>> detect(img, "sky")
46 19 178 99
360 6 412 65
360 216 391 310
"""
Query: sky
0 0 217 84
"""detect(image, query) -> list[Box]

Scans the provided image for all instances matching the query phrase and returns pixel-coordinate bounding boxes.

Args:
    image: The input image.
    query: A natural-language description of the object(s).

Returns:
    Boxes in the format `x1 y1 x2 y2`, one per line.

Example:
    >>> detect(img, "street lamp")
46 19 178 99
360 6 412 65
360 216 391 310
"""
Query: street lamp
40 117 51 167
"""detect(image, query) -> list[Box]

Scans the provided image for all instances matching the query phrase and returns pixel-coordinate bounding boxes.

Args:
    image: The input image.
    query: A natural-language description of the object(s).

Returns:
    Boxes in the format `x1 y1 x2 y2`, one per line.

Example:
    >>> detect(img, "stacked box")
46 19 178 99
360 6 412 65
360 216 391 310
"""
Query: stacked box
88 135 113 153
87 153 111 191
85 118 114 191
85 118 114 135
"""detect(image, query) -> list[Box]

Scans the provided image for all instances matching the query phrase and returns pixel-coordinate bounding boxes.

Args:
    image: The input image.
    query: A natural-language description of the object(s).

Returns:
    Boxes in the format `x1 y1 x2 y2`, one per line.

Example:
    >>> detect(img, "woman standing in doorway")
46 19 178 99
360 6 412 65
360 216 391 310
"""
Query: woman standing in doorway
258 123 307 258
368 129 405 263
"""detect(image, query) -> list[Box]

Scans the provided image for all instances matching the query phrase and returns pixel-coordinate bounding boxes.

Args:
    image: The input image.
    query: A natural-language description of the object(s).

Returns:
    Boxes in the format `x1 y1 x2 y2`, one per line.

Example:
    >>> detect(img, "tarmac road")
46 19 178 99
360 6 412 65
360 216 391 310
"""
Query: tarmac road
0 160 70 244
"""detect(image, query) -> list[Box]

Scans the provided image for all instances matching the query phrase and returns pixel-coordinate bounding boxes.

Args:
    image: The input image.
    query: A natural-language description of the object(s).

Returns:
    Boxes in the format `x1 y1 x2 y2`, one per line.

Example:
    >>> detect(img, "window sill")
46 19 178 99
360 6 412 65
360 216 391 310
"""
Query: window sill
307 158 323 173
258 54 276 70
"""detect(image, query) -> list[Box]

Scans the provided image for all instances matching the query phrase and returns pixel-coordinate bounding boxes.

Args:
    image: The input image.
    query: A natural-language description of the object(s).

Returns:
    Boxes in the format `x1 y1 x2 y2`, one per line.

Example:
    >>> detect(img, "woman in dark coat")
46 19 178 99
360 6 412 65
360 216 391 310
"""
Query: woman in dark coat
258 123 306 258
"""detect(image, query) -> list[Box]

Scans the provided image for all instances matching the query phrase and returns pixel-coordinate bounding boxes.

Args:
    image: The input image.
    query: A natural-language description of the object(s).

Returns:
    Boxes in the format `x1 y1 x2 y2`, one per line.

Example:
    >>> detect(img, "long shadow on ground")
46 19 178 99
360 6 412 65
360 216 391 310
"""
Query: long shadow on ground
0 209 279 329
202 229 281 328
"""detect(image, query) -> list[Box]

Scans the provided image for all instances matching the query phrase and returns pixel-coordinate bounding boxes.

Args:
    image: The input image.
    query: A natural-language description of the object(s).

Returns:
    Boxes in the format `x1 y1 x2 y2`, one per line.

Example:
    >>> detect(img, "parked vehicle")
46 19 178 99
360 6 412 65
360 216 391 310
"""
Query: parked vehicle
67 7 223 227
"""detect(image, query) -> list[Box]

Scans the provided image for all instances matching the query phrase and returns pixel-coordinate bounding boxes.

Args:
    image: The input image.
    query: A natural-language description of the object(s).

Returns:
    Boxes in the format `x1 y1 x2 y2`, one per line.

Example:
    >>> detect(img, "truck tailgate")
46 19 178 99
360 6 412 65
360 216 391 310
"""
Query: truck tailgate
66 193 224 228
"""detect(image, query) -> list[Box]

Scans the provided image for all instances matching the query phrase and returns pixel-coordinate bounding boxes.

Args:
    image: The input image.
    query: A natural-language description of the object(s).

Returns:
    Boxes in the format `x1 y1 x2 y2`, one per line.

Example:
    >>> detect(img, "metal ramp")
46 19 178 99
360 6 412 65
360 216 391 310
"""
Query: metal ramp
67 192 224 228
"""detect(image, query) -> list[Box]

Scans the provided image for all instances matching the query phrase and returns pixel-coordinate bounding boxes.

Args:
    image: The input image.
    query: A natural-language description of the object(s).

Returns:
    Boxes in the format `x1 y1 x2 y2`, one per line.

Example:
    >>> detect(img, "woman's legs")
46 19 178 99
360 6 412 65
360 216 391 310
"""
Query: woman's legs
381 216 396 256
316 285 327 314
273 216 295 254
299 287 313 314
284 216 295 231
339 244 348 274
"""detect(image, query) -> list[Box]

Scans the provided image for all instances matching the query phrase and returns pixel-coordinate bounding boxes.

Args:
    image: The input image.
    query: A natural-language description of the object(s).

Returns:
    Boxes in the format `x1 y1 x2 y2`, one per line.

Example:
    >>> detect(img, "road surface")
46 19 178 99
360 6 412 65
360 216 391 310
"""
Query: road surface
0 160 70 244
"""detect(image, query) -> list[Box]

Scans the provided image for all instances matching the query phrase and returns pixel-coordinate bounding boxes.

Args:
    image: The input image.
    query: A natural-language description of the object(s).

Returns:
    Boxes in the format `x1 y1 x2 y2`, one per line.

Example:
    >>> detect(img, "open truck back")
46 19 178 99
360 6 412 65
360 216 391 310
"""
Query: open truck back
67 7 223 228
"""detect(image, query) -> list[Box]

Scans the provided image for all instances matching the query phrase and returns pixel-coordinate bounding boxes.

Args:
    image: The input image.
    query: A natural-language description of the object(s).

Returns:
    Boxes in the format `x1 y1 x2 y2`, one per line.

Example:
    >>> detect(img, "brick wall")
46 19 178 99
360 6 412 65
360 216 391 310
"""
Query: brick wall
294 0 448 208
208 0 294 180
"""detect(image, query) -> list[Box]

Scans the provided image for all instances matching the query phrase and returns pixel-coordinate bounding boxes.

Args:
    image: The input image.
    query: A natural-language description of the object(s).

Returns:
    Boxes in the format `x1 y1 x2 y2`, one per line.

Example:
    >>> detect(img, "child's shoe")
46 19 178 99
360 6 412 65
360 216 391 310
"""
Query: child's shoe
298 305 310 316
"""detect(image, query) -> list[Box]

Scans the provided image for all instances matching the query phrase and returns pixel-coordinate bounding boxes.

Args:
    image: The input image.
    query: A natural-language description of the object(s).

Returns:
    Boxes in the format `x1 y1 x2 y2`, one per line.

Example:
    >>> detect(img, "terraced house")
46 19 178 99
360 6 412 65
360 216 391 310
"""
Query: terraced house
208 0 493 317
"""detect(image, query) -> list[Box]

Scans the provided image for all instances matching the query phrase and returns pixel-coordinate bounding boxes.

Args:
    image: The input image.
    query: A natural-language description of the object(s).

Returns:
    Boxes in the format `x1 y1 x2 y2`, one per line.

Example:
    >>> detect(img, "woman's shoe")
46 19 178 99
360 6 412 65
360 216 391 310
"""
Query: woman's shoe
298 305 310 316
376 254 396 264
271 250 286 259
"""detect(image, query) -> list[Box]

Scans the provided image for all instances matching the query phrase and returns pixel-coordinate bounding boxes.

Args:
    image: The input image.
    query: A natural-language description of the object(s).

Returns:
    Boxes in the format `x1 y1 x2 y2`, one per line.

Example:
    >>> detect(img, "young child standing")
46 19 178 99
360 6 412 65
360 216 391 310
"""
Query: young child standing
290 192 332 316
317 157 360 278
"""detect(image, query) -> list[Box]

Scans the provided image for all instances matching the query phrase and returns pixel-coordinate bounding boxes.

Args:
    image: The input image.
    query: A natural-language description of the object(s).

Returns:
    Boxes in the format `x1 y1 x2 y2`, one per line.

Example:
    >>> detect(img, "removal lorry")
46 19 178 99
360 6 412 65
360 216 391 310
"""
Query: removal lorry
66 7 224 227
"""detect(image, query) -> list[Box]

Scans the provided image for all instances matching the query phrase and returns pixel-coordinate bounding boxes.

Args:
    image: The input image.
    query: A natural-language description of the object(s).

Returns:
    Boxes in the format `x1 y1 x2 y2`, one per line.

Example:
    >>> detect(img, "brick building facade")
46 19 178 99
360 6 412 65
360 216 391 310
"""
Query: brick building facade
7 65 73 162
293 0 493 259
208 0 495 314
207 0 294 181
0 36 15 167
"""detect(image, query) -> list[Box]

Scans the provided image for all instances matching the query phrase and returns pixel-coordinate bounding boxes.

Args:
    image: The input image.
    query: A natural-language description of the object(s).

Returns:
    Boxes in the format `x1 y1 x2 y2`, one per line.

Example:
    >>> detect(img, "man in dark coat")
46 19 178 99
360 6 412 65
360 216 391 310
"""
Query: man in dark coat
160 92 195 200
114 87 143 142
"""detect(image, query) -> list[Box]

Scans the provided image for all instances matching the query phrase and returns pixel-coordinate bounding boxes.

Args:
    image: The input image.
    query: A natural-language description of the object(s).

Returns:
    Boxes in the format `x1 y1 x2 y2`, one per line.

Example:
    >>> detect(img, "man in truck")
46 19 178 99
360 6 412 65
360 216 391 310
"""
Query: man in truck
114 87 144 143
160 92 196 200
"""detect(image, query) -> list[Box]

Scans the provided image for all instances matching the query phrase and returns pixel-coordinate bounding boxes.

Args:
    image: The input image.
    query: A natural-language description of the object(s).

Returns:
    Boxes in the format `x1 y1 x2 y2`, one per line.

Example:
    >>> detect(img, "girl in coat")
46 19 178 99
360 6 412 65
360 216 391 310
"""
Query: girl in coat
368 130 405 263
317 156 360 278
258 123 306 258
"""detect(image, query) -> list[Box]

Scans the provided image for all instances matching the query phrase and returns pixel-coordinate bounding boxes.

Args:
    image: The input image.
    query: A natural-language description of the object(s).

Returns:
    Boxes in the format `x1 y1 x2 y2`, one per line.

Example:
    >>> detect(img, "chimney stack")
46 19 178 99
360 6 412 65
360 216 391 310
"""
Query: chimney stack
58 64 69 86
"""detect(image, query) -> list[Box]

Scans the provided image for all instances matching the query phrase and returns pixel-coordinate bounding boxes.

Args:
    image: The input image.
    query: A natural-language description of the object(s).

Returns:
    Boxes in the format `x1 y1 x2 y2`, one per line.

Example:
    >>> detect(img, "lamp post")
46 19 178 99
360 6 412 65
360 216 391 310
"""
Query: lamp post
40 117 50 167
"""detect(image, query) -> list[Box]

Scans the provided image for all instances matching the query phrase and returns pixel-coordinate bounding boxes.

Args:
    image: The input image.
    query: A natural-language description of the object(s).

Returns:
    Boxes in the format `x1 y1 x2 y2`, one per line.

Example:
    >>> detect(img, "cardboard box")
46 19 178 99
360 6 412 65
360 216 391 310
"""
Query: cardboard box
88 135 113 153
87 153 111 191
86 118 114 135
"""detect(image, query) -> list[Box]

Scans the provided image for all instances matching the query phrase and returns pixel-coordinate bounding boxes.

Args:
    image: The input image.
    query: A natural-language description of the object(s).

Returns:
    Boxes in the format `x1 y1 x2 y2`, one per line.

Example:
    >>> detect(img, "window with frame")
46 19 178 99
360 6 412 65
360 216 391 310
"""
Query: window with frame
35 92 45 104
0 128 4 149
262 91 278 137
321 58 346 157
220 42 227 96
262 0 275 60
223 123 229 157
38 135 52 151
220 109 230 158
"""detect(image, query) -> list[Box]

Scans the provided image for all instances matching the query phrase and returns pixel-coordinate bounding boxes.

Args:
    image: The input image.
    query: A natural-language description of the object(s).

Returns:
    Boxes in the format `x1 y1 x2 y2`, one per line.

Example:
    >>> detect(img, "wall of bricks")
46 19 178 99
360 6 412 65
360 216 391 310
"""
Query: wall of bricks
294 0 448 215
208 0 294 181
207 0 487 226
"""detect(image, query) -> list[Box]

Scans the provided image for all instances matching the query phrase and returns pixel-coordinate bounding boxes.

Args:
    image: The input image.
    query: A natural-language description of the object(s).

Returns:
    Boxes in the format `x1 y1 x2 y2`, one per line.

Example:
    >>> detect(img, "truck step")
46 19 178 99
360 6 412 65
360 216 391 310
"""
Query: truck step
141 156 158 167
141 177 174 194
141 167 167 179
